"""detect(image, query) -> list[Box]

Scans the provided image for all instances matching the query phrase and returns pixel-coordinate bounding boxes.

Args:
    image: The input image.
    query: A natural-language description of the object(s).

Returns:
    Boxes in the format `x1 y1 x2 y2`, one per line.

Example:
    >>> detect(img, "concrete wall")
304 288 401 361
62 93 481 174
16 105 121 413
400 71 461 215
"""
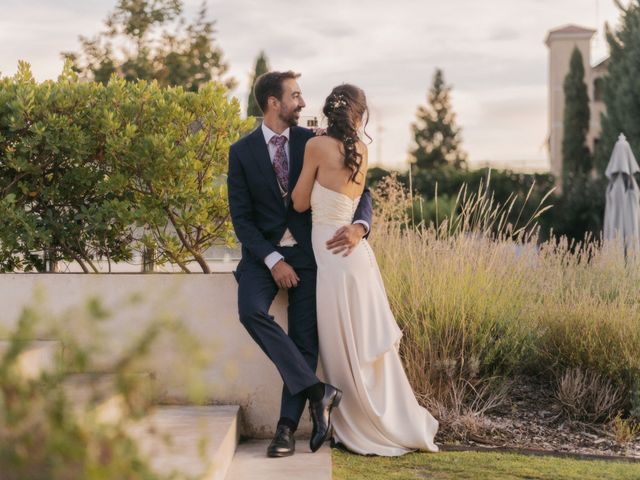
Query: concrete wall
0 274 310 437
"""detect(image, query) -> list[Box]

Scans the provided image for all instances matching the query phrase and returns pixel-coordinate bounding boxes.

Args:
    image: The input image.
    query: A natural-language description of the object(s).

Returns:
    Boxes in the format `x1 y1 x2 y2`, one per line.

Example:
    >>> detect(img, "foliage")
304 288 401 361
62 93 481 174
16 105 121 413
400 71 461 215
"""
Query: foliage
101 75 252 272
370 176 640 421
554 368 624 422
62 0 235 92
0 62 134 272
0 295 207 479
630 376 640 421
545 174 606 244
365 166 392 188
368 165 608 244
368 167 556 239
610 413 640 445
0 62 251 272
594 0 640 173
246 51 270 118
409 68 467 171
562 47 592 181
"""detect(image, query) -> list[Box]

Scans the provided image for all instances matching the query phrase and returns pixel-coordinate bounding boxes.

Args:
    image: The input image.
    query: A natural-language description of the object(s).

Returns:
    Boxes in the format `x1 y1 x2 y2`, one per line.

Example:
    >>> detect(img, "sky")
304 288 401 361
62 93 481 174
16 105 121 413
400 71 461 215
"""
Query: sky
0 0 629 171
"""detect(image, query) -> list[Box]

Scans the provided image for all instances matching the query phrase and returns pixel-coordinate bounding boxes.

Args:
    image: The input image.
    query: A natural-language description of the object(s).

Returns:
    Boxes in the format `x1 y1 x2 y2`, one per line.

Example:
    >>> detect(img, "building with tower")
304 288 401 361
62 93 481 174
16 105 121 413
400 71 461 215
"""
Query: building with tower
546 25 608 184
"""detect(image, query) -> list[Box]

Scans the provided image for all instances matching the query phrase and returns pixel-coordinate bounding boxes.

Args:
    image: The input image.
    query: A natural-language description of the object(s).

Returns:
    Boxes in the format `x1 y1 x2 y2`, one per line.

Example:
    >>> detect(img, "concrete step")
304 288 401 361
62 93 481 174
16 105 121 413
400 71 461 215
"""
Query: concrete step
128 405 240 480
226 439 332 480
0 340 60 379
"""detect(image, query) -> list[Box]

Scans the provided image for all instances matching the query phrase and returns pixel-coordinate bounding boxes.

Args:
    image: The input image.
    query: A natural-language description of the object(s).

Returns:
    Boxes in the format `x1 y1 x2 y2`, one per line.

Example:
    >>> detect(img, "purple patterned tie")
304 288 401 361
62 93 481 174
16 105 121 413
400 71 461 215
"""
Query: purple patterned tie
270 135 289 194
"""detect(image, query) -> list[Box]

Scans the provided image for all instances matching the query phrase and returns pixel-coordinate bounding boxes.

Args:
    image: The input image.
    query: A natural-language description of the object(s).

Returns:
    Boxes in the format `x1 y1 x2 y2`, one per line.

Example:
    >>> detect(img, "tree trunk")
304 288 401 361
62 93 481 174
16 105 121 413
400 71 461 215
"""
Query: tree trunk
193 251 210 274
142 246 155 273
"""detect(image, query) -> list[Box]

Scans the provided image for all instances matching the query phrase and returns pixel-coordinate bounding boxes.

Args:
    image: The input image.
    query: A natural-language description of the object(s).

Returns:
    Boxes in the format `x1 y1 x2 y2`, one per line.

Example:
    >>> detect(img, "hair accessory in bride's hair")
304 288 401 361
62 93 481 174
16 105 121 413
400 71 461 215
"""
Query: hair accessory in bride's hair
329 93 347 111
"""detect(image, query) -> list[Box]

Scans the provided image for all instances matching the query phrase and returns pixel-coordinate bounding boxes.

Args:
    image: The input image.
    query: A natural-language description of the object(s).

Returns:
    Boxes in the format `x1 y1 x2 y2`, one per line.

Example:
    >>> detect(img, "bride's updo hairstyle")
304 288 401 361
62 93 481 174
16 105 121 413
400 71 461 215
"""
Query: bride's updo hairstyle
322 84 370 184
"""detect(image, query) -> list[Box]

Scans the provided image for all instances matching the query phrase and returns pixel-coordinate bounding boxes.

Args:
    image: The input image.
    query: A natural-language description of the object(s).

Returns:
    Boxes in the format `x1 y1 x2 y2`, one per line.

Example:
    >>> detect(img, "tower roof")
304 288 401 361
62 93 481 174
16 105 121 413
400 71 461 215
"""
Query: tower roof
545 24 596 46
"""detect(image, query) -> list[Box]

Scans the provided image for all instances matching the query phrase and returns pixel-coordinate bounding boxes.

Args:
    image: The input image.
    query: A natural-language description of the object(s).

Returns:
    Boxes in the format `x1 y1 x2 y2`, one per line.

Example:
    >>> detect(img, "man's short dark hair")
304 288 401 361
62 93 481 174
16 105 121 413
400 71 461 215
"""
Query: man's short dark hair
253 71 301 113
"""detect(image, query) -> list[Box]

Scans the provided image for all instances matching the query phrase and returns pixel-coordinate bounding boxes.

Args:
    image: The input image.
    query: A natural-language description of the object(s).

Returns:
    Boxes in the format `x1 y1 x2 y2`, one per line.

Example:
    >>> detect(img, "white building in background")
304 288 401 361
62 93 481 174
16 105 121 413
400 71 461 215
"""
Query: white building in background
546 25 609 185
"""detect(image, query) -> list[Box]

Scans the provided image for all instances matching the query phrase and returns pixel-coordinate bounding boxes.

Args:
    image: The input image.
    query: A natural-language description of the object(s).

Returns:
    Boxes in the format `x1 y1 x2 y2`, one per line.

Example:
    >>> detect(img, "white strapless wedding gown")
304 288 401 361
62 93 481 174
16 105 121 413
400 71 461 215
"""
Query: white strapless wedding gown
310 180 439 456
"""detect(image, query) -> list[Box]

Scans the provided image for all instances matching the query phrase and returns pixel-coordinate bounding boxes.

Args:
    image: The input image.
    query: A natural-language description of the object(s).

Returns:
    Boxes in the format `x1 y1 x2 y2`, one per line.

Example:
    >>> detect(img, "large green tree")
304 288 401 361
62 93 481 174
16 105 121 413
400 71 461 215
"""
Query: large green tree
247 51 270 117
62 0 235 92
562 47 592 182
595 0 640 172
410 68 467 172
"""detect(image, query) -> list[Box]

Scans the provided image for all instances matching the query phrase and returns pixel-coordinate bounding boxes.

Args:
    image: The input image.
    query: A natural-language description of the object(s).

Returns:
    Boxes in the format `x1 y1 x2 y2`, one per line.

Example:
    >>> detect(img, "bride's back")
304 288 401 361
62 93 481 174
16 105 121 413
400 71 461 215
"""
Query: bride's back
312 135 368 200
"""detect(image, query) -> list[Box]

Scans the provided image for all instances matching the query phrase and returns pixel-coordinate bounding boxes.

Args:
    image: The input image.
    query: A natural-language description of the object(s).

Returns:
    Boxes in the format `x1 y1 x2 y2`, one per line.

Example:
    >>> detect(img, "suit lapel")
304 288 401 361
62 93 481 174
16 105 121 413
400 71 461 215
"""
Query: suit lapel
247 127 285 209
287 127 305 205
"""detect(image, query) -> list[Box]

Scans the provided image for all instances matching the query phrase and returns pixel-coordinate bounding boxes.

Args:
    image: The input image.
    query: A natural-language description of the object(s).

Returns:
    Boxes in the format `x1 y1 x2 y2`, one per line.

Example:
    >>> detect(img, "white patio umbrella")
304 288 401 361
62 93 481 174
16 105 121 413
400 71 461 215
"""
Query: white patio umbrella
603 133 640 254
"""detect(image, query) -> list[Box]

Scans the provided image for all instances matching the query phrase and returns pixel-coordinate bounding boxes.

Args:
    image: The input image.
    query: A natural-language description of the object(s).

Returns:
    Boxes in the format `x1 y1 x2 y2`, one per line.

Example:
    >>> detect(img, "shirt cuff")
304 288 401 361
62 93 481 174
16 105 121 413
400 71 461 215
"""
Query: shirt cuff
264 251 284 270
353 219 370 235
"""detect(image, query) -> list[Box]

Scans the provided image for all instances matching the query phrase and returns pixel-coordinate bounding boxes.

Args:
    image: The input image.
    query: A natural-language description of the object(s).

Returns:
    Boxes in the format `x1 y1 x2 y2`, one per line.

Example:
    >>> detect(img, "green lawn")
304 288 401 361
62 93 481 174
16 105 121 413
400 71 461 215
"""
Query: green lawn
332 449 640 480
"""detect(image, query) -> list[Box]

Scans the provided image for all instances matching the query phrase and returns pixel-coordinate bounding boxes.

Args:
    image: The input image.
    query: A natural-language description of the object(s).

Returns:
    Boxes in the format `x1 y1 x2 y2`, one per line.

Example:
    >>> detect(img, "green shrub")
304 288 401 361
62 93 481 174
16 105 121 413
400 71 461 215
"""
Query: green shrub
0 62 134 272
373 165 608 244
0 61 252 272
369 167 556 238
545 174 607 244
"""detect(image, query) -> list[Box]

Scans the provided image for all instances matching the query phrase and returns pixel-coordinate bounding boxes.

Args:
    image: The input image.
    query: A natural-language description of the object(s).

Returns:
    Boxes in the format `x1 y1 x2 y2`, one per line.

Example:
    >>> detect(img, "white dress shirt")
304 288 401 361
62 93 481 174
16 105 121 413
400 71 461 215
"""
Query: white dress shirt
262 124 296 270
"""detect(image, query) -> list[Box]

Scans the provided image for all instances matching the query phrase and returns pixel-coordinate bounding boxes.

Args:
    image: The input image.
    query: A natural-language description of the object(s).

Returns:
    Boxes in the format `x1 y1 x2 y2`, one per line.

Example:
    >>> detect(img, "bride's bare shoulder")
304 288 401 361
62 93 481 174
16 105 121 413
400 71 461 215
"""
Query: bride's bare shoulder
306 135 343 156
307 135 340 148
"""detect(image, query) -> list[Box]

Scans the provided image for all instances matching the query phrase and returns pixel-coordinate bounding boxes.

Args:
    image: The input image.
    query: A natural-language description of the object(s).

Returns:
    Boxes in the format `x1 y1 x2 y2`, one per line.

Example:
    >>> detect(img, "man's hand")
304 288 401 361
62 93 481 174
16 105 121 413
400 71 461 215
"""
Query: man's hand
271 260 300 289
312 127 327 136
326 224 366 256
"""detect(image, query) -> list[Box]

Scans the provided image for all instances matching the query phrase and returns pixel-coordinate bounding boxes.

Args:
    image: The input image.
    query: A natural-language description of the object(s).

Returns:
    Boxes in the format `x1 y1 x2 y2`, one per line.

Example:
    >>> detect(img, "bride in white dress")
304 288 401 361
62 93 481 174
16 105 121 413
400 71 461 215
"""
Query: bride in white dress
291 84 439 456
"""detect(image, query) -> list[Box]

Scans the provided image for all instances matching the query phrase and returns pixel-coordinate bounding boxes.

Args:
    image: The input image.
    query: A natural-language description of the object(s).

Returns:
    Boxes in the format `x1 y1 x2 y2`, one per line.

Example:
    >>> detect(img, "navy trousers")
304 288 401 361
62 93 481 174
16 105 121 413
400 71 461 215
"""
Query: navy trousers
235 244 319 426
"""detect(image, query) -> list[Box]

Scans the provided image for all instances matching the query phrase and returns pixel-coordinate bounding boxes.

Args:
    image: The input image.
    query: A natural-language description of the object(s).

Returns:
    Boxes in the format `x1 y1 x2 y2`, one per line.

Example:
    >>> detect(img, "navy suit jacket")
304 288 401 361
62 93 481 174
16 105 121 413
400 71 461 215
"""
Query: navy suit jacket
227 125 373 268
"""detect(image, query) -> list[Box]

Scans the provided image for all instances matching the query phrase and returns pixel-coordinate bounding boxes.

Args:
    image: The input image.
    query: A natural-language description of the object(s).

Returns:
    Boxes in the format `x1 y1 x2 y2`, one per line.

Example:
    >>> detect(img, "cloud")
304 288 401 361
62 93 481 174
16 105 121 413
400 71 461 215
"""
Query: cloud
489 27 520 42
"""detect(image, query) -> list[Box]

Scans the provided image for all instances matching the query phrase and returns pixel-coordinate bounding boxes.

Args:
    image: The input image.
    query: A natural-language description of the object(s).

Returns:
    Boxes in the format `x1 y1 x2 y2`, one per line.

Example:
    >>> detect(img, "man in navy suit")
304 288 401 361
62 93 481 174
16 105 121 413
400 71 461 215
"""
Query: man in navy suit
227 71 373 457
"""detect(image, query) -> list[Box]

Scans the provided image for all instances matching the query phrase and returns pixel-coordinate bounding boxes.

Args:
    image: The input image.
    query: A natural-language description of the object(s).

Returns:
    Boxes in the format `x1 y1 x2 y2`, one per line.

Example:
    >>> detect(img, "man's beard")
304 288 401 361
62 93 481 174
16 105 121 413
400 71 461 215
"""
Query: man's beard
280 107 301 127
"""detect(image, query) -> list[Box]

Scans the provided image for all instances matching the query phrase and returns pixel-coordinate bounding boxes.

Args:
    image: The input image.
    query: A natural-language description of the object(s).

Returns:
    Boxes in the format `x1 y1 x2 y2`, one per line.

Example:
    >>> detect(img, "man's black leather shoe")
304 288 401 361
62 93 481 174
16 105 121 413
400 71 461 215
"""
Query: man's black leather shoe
267 424 296 457
309 383 342 452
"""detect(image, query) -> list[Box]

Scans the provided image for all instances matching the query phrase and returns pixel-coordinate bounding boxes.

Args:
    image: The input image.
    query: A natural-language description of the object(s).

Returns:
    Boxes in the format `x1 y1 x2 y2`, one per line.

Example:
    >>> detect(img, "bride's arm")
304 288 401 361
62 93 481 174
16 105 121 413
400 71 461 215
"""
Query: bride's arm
292 138 320 212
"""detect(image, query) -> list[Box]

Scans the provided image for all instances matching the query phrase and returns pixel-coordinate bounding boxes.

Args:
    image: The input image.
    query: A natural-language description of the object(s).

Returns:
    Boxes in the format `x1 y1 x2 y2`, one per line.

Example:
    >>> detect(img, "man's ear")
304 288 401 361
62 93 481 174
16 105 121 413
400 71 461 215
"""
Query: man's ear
267 96 279 111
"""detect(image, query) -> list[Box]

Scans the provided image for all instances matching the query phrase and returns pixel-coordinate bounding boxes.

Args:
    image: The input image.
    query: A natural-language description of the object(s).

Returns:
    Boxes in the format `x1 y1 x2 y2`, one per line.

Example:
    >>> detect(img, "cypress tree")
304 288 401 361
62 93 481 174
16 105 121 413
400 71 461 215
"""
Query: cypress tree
562 46 592 182
247 51 270 117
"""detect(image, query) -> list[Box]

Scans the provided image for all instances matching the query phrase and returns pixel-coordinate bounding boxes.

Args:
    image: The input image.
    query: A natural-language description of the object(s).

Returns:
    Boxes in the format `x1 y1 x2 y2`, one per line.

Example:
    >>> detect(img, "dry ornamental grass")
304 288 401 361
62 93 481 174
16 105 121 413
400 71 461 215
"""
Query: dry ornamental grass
369 174 640 434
